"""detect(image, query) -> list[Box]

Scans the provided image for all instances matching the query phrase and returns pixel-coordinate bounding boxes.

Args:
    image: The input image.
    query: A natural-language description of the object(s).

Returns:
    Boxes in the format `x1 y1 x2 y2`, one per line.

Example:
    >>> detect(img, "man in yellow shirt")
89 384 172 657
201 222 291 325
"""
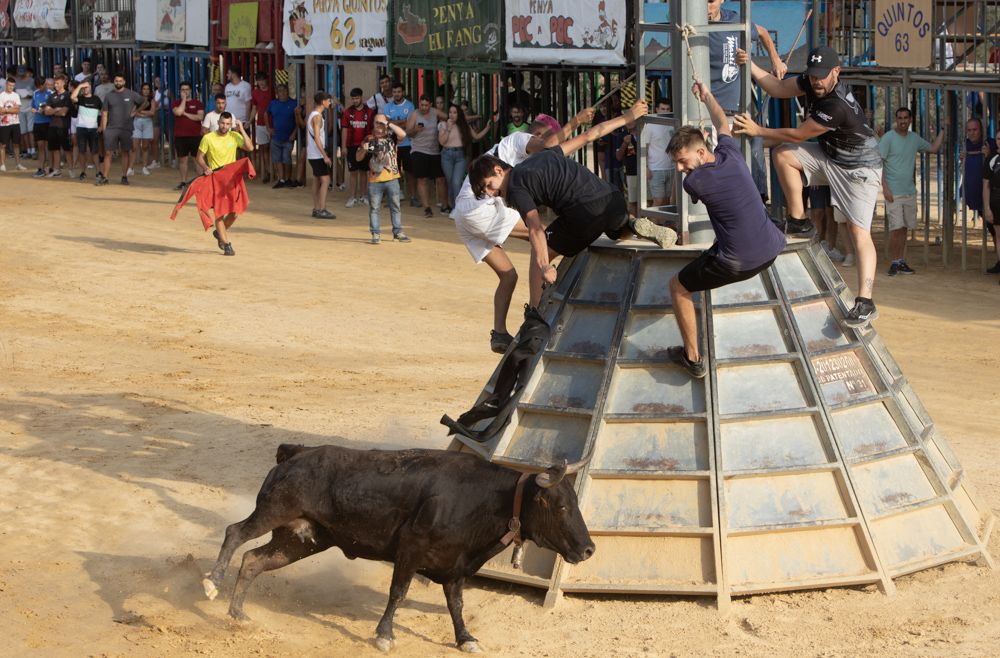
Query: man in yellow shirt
196 112 254 255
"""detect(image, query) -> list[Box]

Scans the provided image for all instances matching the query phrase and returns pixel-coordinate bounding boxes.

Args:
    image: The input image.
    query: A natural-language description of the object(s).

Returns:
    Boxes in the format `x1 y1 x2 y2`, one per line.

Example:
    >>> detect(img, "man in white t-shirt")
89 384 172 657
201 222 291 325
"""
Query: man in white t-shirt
224 68 252 124
453 100 649 353
366 74 392 115
645 99 676 206
0 76 27 172
202 94 227 135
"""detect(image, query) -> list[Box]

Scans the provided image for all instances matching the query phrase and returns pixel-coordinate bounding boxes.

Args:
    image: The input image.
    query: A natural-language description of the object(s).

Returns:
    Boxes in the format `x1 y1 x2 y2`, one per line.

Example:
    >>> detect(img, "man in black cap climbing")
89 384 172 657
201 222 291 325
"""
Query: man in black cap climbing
734 45 883 328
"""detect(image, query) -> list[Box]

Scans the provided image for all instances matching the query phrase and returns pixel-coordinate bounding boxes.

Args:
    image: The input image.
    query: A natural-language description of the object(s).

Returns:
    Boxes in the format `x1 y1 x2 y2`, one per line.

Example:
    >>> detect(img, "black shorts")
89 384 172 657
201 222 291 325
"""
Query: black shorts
346 145 370 171
47 125 71 151
397 145 411 171
808 185 832 210
33 122 48 141
0 125 20 148
677 250 776 293
409 151 442 179
546 192 630 257
175 136 201 158
76 127 99 154
309 157 331 177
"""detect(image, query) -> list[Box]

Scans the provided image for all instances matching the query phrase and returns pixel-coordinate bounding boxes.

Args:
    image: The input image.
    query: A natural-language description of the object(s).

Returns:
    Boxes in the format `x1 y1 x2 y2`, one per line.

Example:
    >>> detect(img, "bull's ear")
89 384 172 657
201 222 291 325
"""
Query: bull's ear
534 490 550 507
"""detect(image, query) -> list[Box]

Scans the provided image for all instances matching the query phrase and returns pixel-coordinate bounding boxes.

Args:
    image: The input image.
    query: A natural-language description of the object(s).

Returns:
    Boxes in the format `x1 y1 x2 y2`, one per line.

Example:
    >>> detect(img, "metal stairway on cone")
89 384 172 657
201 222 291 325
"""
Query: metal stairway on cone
448 240 994 608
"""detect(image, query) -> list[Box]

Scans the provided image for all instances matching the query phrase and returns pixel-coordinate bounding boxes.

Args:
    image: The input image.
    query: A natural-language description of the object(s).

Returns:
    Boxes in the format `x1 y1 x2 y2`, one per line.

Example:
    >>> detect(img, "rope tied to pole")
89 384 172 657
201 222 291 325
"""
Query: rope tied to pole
678 23 706 129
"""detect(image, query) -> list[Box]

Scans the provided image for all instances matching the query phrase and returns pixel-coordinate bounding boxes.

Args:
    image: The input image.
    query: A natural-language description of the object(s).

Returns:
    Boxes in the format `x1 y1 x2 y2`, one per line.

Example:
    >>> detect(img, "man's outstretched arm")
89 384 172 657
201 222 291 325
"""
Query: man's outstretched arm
691 81 730 137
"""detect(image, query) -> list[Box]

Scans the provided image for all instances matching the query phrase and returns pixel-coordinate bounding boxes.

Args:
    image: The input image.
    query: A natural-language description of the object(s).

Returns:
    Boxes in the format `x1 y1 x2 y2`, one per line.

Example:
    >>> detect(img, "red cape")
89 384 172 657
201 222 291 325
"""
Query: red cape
170 158 256 230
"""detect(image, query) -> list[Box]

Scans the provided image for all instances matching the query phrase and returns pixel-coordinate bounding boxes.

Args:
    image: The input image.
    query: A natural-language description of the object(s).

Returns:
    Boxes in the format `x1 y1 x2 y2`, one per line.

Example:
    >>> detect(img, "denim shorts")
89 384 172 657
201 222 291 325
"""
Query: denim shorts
649 168 675 199
271 139 293 165
132 117 154 140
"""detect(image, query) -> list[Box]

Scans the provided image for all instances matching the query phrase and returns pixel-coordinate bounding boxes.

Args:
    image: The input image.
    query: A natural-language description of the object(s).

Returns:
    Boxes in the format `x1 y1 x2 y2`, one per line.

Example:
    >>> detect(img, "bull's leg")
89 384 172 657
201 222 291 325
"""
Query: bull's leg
228 523 334 621
374 562 417 652
443 578 480 653
203 505 302 601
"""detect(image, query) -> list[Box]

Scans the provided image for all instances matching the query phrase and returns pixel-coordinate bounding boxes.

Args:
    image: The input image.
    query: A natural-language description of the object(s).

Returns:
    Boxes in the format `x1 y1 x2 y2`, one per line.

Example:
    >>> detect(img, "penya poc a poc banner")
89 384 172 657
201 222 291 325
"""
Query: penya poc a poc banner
283 0 388 57
505 0 626 66
392 1 501 62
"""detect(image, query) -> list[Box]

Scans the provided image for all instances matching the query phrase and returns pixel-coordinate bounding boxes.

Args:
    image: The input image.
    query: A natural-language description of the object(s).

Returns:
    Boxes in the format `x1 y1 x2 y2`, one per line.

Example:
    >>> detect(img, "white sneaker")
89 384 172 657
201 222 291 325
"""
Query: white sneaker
16 164 27 171
336 183 347 191
87 163 94 169
149 160 160 169
360 196 369 205
126 167 134 176
826 247 846 262
345 197 358 208
0 164 5 172
142 166 151 176
842 254 856 266
47 169 61 177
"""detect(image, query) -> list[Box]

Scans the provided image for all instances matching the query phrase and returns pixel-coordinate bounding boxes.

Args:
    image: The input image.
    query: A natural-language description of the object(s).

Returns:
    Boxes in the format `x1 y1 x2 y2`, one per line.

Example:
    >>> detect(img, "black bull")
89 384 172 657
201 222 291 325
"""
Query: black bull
203 444 595 652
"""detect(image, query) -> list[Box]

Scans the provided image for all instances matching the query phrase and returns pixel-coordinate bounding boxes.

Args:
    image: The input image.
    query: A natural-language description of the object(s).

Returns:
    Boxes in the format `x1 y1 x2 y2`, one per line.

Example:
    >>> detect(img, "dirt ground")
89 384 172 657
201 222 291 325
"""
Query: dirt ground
1 165 998 658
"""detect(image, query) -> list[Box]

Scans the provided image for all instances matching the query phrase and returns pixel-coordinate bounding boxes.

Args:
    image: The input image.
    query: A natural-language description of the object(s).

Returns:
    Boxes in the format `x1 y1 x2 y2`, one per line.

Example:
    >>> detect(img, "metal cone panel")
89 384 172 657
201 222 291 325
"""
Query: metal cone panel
450 241 993 607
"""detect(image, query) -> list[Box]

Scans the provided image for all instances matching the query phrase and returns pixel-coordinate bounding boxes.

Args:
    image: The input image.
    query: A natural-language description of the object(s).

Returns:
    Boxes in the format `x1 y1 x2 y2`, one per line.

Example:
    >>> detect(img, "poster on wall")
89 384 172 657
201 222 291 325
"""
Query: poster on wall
0 0 11 39
282 0 387 57
392 1 501 62
505 0 626 65
11 0 69 30
228 2 258 49
92 11 118 40
157 0 186 42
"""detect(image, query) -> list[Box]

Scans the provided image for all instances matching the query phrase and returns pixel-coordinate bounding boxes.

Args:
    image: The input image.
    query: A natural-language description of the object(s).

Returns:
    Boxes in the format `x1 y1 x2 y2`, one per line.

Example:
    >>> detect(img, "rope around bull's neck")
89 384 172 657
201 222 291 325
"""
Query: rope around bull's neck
679 23 707 129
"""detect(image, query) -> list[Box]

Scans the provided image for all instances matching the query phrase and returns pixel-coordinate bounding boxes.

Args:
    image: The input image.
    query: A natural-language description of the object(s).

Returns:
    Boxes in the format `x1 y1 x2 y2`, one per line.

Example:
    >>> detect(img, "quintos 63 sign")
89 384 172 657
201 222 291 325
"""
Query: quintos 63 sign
874 0 932 68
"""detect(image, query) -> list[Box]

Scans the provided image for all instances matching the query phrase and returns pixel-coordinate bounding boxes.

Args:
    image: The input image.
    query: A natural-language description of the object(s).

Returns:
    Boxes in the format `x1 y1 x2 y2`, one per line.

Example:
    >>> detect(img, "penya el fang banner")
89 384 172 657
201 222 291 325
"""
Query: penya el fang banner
393 1 501 62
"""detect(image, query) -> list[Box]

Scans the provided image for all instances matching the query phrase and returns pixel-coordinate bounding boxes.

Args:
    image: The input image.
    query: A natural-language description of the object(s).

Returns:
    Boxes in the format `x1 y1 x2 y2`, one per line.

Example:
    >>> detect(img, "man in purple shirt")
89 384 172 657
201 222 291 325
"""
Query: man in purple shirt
666 81 786 378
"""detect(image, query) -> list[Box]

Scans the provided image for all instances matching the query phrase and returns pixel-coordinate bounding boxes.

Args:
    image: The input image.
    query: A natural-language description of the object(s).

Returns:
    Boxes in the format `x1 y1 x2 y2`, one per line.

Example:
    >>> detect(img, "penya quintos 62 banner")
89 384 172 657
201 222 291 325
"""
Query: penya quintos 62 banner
505 0 626 65
283 0 388 57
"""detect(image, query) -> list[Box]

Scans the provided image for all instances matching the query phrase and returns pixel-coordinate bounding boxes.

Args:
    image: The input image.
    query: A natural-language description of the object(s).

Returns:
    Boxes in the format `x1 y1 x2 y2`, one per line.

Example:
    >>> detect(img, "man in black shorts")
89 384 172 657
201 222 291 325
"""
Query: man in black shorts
171 80 205 190
468 148 678 309
43 74 72 177
665 81 786 378
70 79 102 180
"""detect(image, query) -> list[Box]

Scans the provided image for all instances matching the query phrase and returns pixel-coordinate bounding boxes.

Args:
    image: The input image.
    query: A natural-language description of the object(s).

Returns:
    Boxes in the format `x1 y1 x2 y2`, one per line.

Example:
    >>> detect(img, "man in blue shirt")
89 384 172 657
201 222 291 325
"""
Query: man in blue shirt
31 78 53 177
267 83 299 188
384 81 417 205
666 81 786 378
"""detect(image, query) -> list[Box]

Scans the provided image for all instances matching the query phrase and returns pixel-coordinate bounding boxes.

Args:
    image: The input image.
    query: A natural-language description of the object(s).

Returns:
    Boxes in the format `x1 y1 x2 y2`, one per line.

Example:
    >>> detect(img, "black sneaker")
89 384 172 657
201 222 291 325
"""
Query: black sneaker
32 168 45 178
888 262 900 277
423 207 433 218
272 179 287 189
844 297 878 327
95 175 109 186
78 172 86 181
668 346 707 379
121 176 129 185
223 242 235 256
212 229 225 251
897 261 915 275
174 181 187 191
986 260 1000 274
490 330 514 354
785 217 816 238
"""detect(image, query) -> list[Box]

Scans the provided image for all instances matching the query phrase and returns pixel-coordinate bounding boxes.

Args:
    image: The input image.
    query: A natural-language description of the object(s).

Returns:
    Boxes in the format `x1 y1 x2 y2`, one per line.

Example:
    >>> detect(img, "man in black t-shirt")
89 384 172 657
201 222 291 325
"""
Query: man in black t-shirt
43 74 72 177
734 46 882 328
981 148 1000 277
469 146 677 308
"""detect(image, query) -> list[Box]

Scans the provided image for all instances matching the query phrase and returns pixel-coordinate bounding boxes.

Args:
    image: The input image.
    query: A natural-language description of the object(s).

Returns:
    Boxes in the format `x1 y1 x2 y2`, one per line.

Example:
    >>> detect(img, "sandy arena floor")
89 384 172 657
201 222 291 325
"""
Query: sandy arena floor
1 165 998 657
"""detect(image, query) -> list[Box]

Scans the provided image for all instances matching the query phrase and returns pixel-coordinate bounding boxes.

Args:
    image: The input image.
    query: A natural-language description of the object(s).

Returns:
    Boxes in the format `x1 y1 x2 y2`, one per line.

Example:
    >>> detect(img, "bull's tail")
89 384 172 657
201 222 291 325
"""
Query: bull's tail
275 443 313 464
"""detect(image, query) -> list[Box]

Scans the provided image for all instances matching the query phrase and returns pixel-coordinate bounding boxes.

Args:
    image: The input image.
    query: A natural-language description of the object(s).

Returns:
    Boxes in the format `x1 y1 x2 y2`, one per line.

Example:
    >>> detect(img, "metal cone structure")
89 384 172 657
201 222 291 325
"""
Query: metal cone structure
449 239 994 608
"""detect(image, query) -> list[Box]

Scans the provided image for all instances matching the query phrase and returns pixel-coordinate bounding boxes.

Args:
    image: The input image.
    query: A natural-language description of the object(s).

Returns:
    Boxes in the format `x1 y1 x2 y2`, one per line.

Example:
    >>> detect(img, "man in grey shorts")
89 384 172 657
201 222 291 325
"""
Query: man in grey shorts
98 73 142 186
734 46 882 328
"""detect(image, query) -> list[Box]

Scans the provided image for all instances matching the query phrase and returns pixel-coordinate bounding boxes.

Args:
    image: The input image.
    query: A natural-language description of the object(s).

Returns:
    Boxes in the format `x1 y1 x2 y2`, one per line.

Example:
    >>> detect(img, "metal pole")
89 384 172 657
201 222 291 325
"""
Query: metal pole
676 0 712 244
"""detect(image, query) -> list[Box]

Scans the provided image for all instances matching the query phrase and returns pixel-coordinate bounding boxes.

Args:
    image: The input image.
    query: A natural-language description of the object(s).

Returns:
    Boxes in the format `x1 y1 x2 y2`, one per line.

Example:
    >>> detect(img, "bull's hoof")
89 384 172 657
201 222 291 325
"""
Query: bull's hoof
228 608 251 623
374 636 394 653
202 577 219 601
459 640 481 653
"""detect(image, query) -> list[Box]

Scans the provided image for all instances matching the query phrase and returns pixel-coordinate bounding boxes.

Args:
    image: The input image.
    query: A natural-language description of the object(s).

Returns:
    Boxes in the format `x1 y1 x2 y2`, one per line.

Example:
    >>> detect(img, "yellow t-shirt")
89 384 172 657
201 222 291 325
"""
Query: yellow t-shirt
198 131 245 169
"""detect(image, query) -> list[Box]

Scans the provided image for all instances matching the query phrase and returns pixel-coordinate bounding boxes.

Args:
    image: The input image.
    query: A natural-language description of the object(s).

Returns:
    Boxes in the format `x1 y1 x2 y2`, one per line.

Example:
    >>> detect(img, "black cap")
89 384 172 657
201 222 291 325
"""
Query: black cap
804 46 840 77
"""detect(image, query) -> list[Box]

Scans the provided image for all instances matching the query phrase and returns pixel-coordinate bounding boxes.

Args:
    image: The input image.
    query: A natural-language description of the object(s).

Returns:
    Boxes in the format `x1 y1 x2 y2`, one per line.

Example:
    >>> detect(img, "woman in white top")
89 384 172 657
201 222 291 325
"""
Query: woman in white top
131 82 158 176
307 92 335 219
438 103 492 213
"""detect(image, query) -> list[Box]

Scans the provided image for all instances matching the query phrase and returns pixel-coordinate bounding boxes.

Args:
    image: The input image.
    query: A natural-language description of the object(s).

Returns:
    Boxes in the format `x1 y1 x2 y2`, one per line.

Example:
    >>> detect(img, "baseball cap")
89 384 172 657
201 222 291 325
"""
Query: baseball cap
804 46 840 77
533 113 561 135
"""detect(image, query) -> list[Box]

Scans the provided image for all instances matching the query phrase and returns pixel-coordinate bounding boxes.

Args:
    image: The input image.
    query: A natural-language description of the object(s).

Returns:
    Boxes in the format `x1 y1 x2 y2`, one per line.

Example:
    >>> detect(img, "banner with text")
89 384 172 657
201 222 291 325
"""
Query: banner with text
505 0 625 65
392 1 501 63
12 0 68 30
283 0 387 57
874 0 932 68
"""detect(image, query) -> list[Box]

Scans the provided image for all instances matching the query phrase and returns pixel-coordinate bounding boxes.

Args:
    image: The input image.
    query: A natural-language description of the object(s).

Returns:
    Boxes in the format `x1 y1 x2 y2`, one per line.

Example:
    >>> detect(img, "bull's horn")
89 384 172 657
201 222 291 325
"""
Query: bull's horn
564 453 592 475
535 461 567 489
